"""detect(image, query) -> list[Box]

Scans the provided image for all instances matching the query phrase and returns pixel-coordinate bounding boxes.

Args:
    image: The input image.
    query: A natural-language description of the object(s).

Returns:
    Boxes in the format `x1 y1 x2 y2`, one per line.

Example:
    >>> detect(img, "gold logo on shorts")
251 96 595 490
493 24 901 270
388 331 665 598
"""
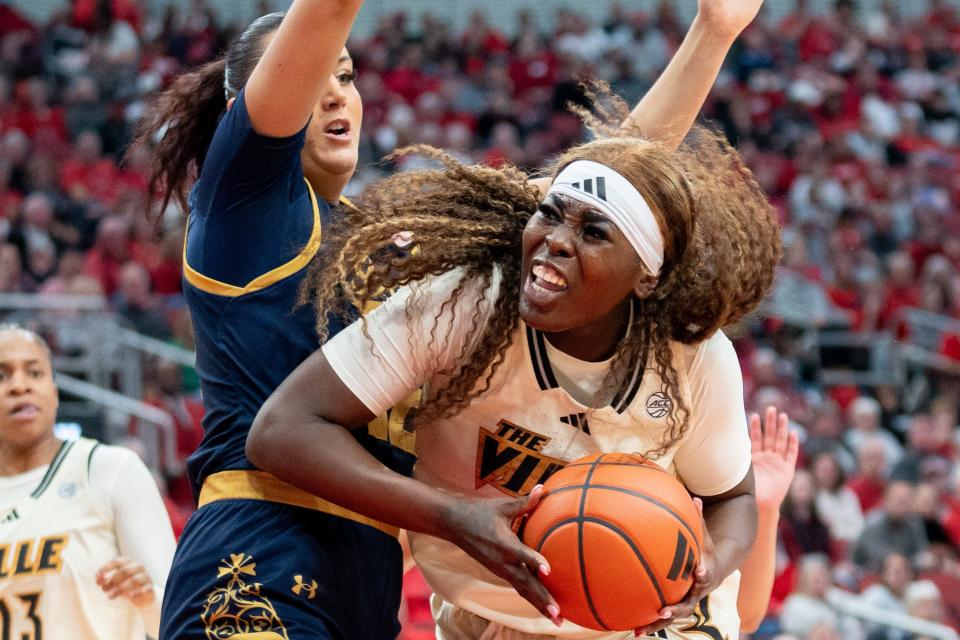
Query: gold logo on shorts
291 575 318 599
201 553 289 639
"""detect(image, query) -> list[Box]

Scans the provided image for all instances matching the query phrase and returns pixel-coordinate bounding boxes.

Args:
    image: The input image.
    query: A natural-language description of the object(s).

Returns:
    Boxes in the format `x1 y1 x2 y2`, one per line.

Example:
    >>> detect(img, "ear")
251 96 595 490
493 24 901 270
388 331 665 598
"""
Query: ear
226 97 236 111
632 270 658 301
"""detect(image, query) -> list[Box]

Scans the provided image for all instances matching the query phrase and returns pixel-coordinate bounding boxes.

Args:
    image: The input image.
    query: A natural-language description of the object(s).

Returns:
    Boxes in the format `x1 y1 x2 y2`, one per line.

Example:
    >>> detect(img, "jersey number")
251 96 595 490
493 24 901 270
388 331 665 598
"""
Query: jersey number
0 592 42 640
646 596 724 639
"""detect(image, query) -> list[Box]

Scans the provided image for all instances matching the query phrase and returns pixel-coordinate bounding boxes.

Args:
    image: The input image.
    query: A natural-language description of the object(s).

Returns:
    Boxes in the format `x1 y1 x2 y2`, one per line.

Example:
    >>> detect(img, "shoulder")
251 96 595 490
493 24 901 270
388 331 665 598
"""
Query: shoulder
88 443 144 469
676 331 740 387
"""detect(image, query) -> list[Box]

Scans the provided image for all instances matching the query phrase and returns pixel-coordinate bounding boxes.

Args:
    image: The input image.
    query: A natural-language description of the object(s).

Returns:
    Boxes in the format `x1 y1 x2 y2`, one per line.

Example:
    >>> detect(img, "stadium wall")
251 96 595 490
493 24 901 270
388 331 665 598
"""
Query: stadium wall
10 0 960 38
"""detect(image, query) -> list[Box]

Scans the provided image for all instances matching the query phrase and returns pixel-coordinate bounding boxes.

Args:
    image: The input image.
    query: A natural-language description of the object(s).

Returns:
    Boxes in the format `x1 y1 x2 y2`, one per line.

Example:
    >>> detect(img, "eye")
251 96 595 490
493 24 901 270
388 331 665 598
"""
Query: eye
537 204 561 223
337 69 358 85
583 224 609 241
28 369 44 379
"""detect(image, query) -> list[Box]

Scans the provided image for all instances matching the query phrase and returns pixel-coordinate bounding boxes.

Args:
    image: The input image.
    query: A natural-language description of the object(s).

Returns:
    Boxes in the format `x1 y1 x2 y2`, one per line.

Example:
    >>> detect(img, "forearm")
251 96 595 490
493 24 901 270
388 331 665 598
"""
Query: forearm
625 16 736 149
248 417 457 540
736 505 779 632
703 492 758 582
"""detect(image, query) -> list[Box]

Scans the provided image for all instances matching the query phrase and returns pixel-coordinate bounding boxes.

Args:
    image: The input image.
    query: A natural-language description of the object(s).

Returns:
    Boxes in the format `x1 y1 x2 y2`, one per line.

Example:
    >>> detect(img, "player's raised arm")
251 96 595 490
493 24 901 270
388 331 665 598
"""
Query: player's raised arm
738 407 799 632
622 0 764 150
530 0 764 196
243 0 364 137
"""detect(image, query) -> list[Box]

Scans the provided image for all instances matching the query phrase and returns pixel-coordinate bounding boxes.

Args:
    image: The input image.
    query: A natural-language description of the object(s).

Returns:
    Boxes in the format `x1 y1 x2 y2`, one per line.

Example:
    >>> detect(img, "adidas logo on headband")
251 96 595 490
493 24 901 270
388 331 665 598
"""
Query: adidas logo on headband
568 177 607 201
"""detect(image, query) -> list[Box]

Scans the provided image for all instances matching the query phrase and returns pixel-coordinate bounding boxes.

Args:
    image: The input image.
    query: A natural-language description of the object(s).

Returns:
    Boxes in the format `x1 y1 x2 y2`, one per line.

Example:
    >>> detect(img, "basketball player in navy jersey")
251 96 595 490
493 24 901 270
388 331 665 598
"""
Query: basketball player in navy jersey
136 0 773 637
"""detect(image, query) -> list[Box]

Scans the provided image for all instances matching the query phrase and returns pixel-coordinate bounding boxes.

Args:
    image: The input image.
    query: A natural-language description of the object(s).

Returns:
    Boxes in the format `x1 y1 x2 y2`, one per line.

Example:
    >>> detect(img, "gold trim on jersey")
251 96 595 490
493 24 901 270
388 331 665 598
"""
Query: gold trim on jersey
198 470 399 539
182 179 329 297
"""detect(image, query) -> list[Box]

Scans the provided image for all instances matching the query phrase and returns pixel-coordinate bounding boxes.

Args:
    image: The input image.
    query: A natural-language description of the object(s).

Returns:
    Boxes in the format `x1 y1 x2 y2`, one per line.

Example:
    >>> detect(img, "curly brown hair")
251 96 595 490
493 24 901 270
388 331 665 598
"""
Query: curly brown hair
304 118 781 454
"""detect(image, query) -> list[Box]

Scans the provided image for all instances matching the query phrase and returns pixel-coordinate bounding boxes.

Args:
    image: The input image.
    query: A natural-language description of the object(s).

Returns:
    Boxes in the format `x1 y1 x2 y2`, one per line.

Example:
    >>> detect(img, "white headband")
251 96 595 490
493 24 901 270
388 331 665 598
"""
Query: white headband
547 160 664 276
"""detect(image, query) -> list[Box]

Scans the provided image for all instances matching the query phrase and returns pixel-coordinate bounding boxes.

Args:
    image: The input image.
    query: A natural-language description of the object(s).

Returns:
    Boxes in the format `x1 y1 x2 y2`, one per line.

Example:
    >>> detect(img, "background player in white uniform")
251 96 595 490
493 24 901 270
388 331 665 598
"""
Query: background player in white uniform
0 324 175 639
248 106 781 639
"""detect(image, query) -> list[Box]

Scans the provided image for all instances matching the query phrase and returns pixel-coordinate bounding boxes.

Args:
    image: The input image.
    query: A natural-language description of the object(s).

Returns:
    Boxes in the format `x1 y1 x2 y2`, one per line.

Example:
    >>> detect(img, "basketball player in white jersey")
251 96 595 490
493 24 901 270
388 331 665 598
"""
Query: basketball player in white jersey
247 110 781 639
0 324 175 639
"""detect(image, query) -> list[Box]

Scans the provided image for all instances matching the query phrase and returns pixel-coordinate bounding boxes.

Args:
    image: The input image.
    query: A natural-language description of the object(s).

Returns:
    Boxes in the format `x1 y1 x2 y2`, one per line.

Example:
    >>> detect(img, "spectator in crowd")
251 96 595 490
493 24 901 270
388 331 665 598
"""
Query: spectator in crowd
852 481 929 572
892 412 952 485
844 396 904 466
781 469 834 562
804 400 857 474
812 450 865 548
114 261 170 340
904 580 948 630
780 554 862 639
847 436 891 514
860 552 913 619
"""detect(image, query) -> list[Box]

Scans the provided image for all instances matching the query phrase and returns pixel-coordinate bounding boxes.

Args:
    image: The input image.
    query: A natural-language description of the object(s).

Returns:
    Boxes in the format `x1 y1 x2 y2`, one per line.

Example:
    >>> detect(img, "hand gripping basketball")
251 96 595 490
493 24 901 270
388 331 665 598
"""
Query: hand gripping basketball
440 486 563 627
521 453 705 632
631 498 720 637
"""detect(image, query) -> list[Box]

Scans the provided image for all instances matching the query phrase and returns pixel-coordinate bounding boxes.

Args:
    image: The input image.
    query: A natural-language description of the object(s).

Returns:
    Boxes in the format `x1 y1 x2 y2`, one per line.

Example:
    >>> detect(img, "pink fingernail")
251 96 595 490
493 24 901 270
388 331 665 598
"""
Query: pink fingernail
661 610 673 620
548 604 563 626
539 563 550 576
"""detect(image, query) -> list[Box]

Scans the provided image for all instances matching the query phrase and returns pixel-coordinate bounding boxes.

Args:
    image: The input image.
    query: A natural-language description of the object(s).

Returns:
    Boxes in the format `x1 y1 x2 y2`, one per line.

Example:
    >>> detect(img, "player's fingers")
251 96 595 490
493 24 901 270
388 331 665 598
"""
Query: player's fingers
762 406 777 450
509 485 545 534
517 543 552 579
633 610 674 637
100 559 139 590
107 571 151 599
773 411 789 455
95 558 123 584
506 564 561 627
785 428 800 467
748 413 762 453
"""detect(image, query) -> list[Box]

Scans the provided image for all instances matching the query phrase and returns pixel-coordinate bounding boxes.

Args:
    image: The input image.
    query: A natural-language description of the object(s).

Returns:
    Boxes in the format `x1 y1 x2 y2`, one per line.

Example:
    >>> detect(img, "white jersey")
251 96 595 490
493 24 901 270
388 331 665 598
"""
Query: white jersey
324 270 751 639
0 438 168 640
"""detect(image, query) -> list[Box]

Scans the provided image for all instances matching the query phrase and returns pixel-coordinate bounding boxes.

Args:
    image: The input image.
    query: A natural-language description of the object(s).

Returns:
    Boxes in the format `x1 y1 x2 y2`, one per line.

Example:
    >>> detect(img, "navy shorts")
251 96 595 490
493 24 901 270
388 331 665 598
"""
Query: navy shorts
160 489 403 640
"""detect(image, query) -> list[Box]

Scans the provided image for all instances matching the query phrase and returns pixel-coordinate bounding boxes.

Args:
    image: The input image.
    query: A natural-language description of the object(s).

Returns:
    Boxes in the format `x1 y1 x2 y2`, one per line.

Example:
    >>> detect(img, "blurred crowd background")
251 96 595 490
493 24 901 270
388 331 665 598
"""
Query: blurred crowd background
1 0 960 637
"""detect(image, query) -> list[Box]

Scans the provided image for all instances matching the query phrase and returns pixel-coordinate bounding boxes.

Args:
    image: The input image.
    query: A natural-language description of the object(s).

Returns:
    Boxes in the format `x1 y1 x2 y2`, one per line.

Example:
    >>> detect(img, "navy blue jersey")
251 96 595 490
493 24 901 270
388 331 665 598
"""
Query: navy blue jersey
182 89 412 494
161 90 412 639
182 88 332 494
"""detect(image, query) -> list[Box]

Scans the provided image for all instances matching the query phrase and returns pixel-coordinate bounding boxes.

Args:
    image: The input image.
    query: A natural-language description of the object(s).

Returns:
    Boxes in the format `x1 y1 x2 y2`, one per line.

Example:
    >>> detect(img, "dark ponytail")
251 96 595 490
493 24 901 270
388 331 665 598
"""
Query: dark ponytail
132 12 286 217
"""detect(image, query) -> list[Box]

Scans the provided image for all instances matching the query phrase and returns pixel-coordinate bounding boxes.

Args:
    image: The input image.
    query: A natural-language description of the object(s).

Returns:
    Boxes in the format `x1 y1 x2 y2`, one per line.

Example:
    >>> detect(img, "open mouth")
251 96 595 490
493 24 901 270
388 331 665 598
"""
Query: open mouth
324 119 351 139
9 402 39 419
531 263 568 292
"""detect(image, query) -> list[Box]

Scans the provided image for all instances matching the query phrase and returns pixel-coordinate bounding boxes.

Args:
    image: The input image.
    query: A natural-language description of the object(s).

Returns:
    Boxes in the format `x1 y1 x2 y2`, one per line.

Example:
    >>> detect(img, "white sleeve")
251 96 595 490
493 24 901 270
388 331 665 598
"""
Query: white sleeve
322 268 498 416
89 445 176 639
672 332 752 497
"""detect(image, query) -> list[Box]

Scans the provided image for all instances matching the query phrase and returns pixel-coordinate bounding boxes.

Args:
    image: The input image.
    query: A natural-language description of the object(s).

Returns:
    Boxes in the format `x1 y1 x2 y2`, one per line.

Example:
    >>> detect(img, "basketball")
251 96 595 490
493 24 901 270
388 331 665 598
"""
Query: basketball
520 452 703 631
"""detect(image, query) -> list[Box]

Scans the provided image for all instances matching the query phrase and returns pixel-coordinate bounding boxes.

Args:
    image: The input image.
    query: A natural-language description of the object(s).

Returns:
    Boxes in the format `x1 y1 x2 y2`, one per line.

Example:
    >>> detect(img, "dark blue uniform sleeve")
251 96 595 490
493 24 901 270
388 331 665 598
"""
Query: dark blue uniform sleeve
186 89 318 288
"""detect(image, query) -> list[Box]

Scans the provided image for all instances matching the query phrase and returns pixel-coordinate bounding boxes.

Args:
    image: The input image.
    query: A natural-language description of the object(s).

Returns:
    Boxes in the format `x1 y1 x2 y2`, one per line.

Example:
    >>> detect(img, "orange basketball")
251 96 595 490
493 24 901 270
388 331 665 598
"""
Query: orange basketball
520 452 703 631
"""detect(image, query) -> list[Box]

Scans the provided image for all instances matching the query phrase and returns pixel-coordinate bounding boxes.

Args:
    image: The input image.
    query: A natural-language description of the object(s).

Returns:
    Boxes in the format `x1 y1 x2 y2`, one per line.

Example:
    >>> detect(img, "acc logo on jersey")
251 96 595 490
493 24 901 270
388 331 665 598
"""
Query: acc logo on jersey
646 392 671 419
58 481 78 499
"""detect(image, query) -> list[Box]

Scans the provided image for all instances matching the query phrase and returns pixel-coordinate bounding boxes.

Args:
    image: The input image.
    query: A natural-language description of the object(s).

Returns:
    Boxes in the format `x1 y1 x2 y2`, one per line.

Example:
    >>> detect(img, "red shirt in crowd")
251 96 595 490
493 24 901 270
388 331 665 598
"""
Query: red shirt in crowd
847 474 886 513
60 157 120 205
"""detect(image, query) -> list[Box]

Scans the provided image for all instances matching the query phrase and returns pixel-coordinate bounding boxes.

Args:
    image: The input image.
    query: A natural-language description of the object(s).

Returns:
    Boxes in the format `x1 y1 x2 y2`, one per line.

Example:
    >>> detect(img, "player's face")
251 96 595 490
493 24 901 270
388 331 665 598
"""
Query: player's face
0 333 58 448
520 193 652 340
302 49 363 183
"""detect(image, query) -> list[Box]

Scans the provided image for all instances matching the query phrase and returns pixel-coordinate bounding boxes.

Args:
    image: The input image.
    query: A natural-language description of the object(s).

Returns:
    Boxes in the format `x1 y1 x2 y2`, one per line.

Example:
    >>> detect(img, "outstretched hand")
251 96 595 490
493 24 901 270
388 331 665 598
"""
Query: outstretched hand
442 484 562 627
750 406 800 512
696 0 766 42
